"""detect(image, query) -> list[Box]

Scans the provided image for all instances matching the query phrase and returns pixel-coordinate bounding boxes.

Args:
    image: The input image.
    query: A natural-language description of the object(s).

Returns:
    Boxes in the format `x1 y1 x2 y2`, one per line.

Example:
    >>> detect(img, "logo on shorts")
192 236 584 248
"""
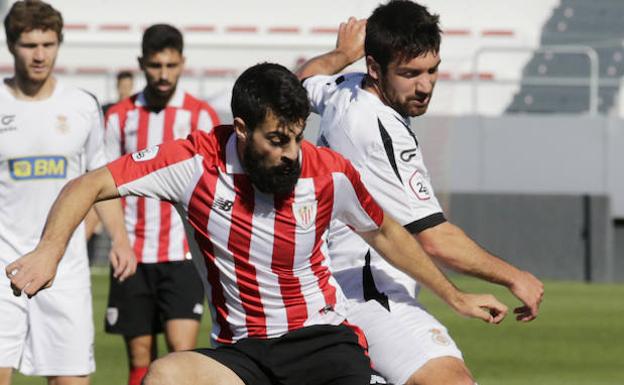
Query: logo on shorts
292 200 317 230
370 374 388 384
400 148 418 162
430 328 451 346
132 145 160 162
193 303 204 315
106 307 119 326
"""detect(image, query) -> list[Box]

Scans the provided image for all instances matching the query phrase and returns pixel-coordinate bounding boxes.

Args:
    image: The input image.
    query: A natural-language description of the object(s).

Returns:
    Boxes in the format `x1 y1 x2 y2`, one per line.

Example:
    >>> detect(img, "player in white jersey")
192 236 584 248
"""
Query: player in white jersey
103 24 219 385
0 2 135 385
6 63 510 385
298 2 545 385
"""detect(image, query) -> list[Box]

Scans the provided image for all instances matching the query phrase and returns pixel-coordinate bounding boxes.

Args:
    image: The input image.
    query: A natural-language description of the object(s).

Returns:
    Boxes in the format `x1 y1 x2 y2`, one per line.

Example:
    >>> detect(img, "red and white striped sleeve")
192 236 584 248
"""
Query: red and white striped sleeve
332 159 384 232
106 136 203 204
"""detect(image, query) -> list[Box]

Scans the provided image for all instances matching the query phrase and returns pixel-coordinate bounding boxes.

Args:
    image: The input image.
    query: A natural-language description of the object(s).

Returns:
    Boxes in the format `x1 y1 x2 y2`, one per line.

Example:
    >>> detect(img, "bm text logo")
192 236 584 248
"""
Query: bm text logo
9 156 68 180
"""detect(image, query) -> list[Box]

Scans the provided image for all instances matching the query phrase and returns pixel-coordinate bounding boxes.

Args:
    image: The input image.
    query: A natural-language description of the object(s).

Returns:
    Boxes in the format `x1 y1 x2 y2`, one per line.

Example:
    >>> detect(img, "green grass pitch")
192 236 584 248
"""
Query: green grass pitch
11 271 624 385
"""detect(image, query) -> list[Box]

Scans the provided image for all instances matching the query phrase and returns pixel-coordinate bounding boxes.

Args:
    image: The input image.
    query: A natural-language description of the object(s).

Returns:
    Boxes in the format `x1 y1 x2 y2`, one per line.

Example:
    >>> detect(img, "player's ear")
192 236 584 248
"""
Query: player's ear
366 55 381 81
233 117 249 142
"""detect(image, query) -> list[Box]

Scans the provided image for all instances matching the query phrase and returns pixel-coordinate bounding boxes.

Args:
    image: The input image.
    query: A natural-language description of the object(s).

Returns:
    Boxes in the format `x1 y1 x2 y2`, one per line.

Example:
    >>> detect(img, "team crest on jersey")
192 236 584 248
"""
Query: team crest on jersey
132 145 160 162
292 201 317 230
56 115 69 133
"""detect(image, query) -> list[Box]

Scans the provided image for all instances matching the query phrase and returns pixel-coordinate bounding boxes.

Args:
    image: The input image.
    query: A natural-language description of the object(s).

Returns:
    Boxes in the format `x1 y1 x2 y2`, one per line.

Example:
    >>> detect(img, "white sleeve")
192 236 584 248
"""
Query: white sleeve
107 137 203 204
84 94 107 170
104 112 123 161
302 74 343 115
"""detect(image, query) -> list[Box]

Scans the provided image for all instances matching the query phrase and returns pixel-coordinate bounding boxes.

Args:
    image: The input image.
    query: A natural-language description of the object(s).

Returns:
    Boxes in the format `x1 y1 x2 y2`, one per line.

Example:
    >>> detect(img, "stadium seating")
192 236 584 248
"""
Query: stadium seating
507 0 624 114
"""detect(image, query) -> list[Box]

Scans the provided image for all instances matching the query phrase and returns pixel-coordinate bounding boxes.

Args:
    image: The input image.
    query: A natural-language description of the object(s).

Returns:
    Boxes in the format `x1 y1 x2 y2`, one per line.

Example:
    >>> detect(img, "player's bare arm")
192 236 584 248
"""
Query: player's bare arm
5 167 120 297
296 17 366 80
359 215 508 324
416 221 544 321
93 199 137 282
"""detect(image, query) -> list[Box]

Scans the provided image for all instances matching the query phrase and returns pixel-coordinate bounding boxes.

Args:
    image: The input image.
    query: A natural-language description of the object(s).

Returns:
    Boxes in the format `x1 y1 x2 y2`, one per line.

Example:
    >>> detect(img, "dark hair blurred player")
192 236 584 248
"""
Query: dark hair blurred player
102 23 220 385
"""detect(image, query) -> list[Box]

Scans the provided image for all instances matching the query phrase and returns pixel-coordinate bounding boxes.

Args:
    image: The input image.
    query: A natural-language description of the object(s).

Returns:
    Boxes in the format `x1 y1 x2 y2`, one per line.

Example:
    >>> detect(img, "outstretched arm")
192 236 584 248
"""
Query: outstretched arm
296 17 367 80
94 199 137 282
416 221 544 321
6 167 120 296
358 215 508 324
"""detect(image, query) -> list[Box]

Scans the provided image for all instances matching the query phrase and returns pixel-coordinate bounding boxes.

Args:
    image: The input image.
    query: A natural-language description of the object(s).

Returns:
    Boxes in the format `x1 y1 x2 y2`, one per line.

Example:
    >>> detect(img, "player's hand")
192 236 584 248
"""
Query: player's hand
109 240 136 282
509 270 544 322
336 17 367 64
5 248 60 297
452 292 508 324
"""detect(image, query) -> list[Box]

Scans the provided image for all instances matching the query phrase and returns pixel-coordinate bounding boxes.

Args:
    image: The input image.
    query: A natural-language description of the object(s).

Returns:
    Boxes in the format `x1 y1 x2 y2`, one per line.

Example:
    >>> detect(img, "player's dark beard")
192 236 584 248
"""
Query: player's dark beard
242 142 301 195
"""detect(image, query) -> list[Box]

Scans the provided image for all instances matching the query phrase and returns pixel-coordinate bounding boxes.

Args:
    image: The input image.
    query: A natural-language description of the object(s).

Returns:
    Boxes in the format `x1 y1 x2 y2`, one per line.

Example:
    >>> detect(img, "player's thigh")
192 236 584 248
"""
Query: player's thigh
346 300 463 385
406 356 473 385
144 351 245 385
22 287 95 376
0 367 12 385
47 375 90 385
156 261 204 323
0 281 28 369
106 264 159 336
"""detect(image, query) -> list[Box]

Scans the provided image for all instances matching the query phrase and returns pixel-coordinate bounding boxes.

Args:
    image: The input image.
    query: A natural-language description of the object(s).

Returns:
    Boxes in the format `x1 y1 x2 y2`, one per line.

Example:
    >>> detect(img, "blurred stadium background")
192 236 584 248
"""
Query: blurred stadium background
1 0 623 384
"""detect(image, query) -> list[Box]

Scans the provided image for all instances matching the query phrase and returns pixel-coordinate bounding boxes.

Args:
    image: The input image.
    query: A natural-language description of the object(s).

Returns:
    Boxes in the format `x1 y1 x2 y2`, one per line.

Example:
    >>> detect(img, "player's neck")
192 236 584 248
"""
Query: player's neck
6 74 56 101
143 86 175 111
362 75 398 114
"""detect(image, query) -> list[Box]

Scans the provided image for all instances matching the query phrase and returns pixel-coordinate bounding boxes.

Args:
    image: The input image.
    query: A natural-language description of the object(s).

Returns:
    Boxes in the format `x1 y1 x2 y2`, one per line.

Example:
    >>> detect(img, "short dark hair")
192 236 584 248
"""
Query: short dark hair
365 0 441 72
4 0 63 45
142 24 183 56
231 62 310 131
116 70 133 82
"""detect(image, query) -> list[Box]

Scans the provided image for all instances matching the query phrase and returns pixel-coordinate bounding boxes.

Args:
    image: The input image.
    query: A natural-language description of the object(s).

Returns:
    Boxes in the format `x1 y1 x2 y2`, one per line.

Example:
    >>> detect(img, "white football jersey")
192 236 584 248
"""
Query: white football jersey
0 80 106 289
304 73 446 304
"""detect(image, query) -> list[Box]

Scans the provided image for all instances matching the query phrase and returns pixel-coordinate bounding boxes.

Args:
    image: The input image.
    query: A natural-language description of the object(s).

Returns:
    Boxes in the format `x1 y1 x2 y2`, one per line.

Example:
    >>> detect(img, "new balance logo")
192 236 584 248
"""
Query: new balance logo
214 197 234 211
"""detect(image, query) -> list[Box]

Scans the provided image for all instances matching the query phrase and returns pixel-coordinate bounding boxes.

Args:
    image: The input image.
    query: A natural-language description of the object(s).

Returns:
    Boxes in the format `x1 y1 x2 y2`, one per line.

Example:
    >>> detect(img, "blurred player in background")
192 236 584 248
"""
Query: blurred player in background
102 70 134 115
103 23 220 385
0 1 135 385
297 1 545 384
6 62 509 385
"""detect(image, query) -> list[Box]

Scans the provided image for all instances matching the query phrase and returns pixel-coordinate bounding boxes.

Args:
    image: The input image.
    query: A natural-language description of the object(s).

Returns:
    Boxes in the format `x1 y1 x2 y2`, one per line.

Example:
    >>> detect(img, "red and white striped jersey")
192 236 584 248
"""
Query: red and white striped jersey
104 89 220 263
106 126 384 344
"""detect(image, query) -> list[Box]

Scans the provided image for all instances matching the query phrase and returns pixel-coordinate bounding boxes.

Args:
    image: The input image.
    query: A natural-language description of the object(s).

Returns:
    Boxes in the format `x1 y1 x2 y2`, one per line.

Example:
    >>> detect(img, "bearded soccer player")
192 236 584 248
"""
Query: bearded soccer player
0 1 135 385
297 2 545 385
103 23 220 385
7 62 508 385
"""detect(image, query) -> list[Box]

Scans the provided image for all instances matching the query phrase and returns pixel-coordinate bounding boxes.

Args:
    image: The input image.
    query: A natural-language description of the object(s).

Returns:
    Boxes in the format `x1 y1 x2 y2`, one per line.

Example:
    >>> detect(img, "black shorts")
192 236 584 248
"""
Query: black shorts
196 324 390 385
105 259 204 337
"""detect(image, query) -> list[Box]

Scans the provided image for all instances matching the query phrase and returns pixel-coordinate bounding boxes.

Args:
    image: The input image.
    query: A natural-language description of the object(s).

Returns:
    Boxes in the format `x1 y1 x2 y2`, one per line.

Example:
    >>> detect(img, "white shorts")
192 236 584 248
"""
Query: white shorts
0 278 95 376
346 299 463 385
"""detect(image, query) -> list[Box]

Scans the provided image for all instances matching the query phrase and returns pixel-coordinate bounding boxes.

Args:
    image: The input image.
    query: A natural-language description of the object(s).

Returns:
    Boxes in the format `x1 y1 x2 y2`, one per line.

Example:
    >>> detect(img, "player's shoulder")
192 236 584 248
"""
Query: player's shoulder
182 92 217 112
106 94 138 117
301 140 354 177
57 83 102 111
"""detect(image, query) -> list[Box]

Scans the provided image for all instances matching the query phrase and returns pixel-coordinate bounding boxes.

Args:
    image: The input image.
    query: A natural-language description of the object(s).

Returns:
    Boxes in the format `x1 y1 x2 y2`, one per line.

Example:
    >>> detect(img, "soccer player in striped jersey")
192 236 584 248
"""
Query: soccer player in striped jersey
0 1 135 385
7 63 507 385
103 24 220 385
297 2 545 385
